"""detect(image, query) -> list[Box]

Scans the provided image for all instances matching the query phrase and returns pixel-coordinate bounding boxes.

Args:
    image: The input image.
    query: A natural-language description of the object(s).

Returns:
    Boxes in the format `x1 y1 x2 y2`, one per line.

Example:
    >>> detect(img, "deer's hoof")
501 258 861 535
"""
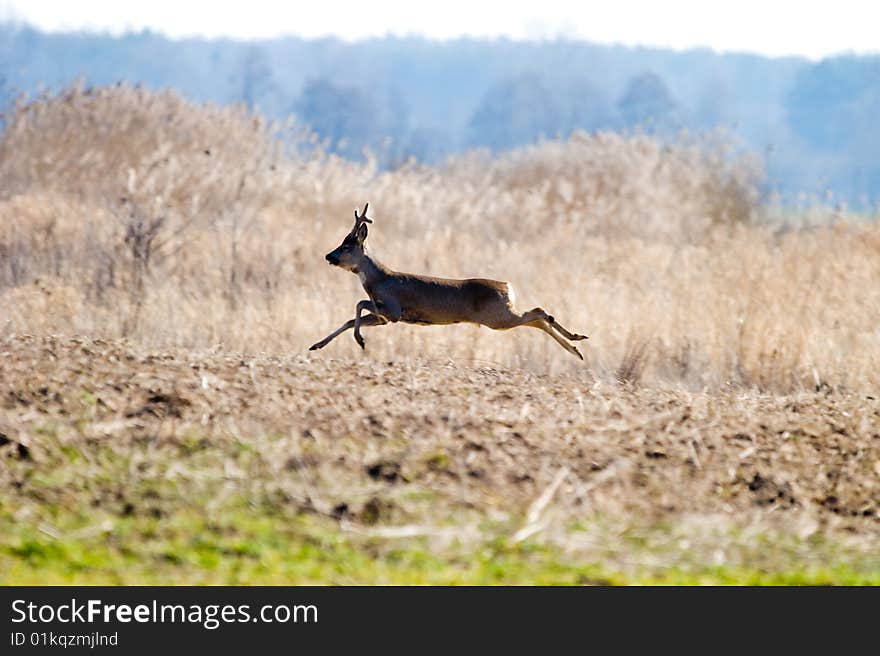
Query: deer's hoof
355 335 365 350
308 343 322 351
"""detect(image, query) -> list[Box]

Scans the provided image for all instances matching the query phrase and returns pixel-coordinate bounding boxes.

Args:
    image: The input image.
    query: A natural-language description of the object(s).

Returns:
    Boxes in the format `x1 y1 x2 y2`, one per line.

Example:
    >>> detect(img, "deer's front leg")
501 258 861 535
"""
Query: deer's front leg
353 299 377 350
367 291 387 325
353 298 400 349
309 313 384 351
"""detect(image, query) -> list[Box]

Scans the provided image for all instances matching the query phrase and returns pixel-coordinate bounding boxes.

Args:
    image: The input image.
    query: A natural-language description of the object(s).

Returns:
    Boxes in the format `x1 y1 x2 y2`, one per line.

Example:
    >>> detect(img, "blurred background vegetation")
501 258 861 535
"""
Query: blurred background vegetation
1 21 878 209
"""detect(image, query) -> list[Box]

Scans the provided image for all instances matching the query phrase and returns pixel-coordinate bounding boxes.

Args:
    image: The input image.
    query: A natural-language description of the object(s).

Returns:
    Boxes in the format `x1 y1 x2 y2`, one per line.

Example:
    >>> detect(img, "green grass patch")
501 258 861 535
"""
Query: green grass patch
2 395 877 586
3 505 878 585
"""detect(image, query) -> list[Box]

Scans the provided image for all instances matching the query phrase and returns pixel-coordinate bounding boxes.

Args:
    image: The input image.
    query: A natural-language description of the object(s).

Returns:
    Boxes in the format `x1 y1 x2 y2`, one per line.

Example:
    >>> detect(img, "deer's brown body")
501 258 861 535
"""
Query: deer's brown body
309 203 588 359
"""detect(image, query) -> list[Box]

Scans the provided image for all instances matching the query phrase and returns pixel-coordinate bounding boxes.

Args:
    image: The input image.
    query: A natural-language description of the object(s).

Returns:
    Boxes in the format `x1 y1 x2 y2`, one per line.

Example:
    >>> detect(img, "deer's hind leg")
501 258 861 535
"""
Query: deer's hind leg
521 307 588 342
481 306 584 360
525 319 584 360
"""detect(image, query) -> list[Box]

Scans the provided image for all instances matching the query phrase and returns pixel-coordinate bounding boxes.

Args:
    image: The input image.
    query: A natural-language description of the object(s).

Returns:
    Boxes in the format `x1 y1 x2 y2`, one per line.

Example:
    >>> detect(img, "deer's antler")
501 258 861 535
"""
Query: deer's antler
353 202 372 228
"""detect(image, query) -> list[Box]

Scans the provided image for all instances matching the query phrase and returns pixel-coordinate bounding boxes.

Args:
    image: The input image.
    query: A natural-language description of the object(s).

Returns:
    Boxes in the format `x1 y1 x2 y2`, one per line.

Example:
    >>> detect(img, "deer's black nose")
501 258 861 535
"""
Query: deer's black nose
325 252 339 265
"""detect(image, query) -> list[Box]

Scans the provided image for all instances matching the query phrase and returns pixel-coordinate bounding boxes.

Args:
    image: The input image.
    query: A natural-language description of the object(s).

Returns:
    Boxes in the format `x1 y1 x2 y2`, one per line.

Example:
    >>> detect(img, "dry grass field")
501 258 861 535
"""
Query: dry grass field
1 84 879 583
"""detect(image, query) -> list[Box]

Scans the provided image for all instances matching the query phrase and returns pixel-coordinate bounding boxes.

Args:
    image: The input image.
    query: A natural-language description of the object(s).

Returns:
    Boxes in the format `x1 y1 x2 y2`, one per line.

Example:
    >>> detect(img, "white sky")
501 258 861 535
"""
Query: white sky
2 0 878 60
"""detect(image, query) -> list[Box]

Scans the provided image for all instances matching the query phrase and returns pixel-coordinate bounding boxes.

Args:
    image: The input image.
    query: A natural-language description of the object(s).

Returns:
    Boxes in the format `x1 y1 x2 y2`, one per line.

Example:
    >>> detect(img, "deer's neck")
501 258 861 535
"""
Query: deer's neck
355 253 392 289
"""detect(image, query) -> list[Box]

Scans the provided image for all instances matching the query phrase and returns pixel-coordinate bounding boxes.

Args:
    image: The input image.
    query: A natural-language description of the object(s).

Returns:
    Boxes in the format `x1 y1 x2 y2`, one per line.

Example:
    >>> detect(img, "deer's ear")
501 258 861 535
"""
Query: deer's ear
357 222 369 243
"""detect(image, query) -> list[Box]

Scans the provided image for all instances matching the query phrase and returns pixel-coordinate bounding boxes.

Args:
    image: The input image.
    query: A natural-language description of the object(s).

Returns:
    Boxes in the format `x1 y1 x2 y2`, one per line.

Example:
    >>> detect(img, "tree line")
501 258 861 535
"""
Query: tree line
1 22 878 207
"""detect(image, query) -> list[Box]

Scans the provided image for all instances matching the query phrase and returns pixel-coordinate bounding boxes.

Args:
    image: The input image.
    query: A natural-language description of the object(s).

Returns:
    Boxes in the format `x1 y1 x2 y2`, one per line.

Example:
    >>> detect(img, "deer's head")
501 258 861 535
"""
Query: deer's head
325 202 372 272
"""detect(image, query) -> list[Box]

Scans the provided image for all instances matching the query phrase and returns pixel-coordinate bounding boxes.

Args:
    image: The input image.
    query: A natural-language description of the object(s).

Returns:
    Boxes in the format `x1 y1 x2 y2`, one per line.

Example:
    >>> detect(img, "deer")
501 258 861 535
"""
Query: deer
308 203 588 359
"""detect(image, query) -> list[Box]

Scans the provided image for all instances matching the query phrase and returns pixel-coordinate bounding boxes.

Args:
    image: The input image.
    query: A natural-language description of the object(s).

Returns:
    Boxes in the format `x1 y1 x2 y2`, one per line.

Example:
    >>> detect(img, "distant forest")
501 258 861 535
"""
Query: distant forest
1 22 878 208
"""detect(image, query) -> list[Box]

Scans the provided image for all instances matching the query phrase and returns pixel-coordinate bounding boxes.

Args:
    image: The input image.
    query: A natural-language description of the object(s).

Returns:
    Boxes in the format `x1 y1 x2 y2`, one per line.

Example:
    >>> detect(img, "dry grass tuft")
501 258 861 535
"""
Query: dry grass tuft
615 335 652 386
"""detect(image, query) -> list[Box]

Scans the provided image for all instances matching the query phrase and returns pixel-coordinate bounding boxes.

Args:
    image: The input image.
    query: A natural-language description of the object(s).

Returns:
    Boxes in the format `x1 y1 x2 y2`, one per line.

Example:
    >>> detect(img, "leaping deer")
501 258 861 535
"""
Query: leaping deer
309 203 588 359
